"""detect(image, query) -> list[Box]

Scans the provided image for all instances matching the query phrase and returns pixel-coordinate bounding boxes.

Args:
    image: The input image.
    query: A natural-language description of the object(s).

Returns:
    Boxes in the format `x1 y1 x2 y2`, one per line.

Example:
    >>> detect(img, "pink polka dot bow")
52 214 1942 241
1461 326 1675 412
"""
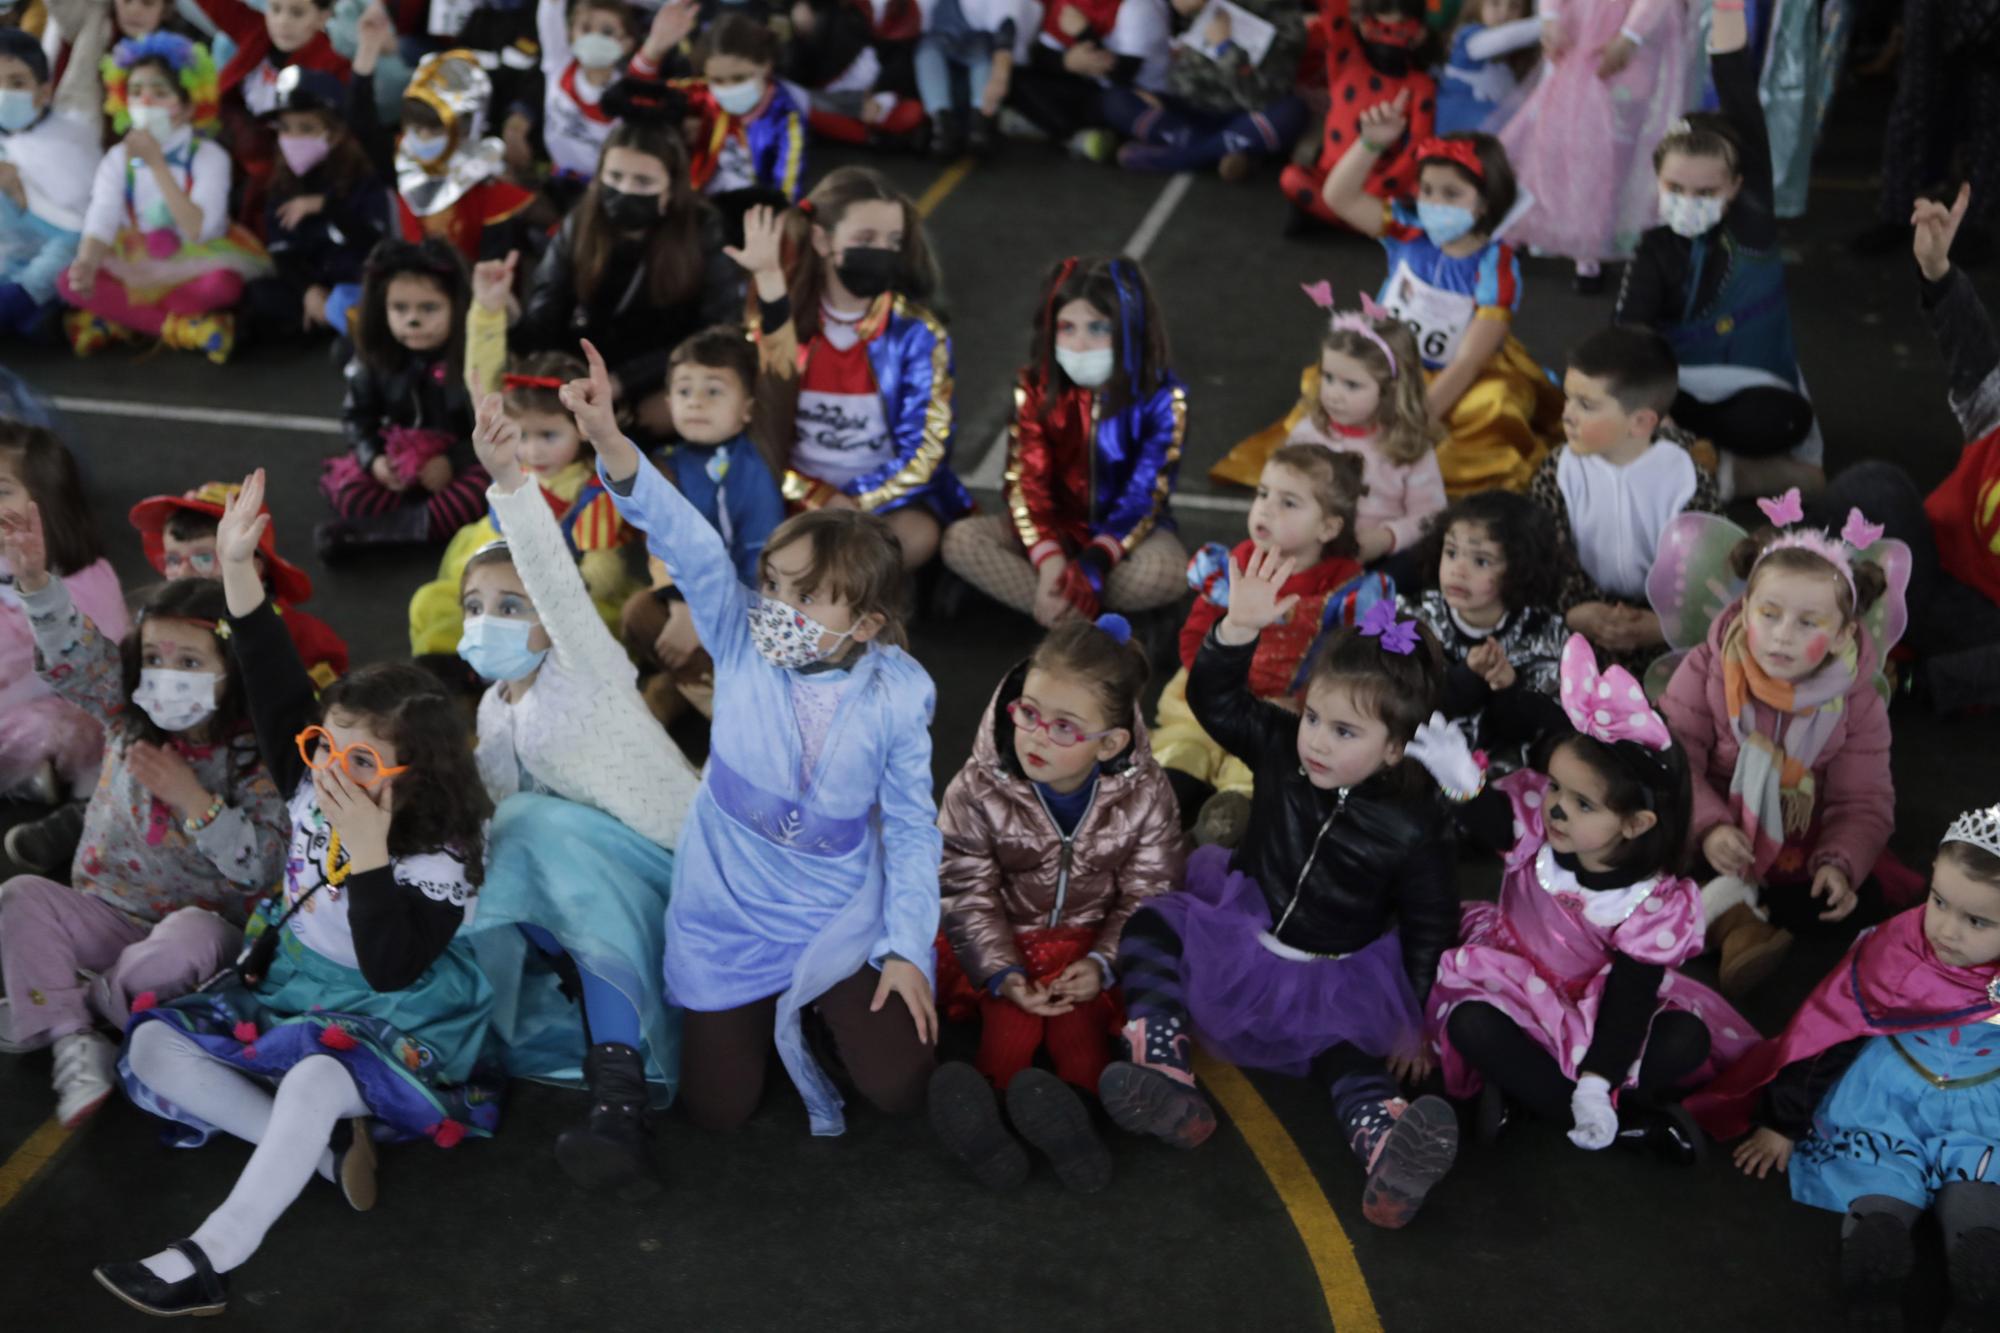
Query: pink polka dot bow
1558 634 1673 751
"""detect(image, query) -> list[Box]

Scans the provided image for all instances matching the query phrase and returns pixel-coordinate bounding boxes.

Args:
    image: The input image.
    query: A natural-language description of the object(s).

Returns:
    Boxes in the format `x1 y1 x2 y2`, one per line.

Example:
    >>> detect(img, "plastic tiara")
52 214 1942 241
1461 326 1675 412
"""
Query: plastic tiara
1945 804 2000 861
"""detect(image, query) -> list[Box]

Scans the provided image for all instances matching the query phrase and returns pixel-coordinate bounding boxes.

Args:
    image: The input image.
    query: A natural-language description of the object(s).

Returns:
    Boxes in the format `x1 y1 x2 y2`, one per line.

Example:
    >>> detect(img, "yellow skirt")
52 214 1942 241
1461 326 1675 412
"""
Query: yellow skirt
1151 667 1254 798
408 516 641 657
1210 338 1560 498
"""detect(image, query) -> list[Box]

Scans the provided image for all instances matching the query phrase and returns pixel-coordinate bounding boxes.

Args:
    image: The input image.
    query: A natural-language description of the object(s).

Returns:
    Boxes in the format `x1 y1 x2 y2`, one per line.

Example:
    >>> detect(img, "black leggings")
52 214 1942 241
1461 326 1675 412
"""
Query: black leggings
1446 1002 1711 1122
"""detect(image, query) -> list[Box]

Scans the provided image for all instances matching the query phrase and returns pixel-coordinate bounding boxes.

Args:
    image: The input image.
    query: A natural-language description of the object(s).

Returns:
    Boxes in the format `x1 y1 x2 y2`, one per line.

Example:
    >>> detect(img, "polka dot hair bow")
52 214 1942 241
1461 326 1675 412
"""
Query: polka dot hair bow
1558 634 1672 751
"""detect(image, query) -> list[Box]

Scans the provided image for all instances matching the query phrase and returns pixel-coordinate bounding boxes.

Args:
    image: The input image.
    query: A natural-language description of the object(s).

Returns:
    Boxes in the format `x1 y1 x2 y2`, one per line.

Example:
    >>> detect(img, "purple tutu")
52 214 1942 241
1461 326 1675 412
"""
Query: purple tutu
1142 845 1421 1077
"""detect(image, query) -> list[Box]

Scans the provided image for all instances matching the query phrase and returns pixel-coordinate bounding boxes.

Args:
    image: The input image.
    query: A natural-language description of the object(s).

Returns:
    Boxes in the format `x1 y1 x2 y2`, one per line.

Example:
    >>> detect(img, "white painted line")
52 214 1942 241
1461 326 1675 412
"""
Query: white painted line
962 172 1196 491
1170 491 1252 514
51 396 343 435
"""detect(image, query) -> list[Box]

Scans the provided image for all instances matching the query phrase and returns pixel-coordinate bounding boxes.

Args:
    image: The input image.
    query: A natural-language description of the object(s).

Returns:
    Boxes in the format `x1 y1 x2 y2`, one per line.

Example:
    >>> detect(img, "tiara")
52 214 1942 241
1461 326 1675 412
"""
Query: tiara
1753 489 1886 604
1945 804 2000 860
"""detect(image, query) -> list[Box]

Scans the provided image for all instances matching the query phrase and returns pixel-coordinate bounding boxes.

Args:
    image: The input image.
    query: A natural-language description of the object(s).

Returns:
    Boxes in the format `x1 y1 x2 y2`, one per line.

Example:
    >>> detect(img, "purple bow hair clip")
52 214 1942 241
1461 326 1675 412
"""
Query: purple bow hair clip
1359 599 1420 655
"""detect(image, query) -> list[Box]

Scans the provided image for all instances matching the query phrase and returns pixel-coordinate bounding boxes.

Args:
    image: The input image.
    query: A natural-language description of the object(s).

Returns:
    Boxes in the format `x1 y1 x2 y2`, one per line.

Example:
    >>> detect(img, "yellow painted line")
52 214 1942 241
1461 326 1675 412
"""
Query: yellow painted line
1197 1053 1383 1333
0 1117 74 1213
914 157 976 219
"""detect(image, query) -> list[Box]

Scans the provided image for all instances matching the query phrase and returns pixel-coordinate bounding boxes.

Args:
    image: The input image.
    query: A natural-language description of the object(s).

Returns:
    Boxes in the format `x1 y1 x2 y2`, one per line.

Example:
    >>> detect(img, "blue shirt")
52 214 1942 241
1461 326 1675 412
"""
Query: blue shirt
653 433 786 587
1035 770 1098 838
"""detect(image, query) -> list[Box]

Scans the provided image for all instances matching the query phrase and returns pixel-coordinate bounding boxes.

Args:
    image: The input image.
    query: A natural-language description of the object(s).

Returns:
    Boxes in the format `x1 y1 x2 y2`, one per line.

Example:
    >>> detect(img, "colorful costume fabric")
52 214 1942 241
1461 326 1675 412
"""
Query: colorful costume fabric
0 556 125 796
684 79 809 201
0 106 100 329
1279 1 1438 227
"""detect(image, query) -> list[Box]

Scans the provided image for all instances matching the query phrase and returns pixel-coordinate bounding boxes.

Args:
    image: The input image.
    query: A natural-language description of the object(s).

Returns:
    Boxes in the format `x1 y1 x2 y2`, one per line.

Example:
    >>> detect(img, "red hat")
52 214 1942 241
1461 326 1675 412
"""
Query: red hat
128 481 314 607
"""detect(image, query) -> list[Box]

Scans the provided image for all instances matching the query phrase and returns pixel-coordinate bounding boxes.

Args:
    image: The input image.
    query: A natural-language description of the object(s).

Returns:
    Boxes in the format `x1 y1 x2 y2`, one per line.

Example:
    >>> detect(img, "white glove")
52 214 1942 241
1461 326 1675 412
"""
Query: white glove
1405 711 1484 801
1567 1073 1617 1151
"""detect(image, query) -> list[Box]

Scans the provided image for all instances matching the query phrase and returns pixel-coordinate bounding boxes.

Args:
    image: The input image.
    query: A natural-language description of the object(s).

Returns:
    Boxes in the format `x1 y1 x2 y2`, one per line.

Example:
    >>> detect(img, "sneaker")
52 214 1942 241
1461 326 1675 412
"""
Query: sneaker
1192 791 1252 849
2 758 60 807
1612 1101 1706 1166
94 1241 228 1318
1005 1068 1112 1194
64 311 128 358
928 1062 1030 1190
1359 1094 1458 1229
995 108 1047 142
1840 1209 1914 1331
5 799 86 876
1097 1060 1216 1149
1067 128 1116 163
53 1029 118 1128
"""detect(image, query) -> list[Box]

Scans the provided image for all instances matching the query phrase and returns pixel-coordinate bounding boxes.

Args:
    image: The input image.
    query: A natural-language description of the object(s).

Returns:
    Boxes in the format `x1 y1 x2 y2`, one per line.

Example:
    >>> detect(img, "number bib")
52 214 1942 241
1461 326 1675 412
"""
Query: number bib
1381 259 1477 369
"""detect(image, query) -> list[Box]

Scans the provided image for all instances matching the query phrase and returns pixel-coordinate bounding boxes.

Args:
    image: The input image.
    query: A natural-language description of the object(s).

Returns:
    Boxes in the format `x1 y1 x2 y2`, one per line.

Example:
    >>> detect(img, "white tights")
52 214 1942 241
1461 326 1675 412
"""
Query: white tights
125 1023 367 1280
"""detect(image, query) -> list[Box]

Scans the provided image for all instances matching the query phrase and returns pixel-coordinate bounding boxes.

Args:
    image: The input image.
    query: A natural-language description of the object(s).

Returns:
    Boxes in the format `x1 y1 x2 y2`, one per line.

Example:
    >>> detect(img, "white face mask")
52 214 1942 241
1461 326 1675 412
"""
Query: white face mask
401 130 449 163
1055 345 1116 388
128 103 176 139
132 667 221 732
571 31 626 70
712 77 766 117
746 594 853 670
1657 189 1726 240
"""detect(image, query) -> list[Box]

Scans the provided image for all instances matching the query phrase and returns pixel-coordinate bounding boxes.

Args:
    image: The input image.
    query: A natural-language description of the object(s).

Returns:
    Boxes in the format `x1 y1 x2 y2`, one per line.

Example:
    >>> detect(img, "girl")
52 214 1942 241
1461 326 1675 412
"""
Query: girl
1402 488 1566 775
454 391 700 1197
46 0 189 138
1693 812 2000 1331
1499 0 1694 292
688 14 808 203
573 338 942 1138
1434 0 1541 135
0 421 124 809
1280 0 1438 230
1615 3 1823 502
239 65 391 341
1154 445 1373 846
1432 634 1758 1161
940 254 1187 623
316 238 488 559
732 172 970 570
0 522 286 1129
1656 494 1897 1000
1233 96 1560 498
0 28 102 339
930 615 1183 1193
187 0 347 222
1103 552 1471 1231
96 469 498 1319
58 34 272 363
1284 299 1444 569
517 117 740 405
535 0 641 187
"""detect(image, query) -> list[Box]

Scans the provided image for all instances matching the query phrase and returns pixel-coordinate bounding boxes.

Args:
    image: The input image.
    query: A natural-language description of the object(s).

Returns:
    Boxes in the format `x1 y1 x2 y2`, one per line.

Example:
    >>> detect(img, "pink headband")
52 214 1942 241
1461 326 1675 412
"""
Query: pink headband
1753 488 1884 603
1301 283 1398 379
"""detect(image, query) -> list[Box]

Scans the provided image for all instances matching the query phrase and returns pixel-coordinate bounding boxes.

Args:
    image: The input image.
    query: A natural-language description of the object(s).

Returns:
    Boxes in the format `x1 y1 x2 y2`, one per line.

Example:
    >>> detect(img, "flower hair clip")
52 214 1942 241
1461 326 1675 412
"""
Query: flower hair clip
1359 599 1419 655
1301 285 1399 378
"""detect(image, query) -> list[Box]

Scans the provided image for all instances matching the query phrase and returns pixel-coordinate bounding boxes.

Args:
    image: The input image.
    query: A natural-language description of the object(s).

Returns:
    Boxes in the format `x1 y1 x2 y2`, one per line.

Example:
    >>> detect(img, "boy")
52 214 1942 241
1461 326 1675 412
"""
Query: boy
191 0 350 217
0 28 99 337
1529 324 1720 667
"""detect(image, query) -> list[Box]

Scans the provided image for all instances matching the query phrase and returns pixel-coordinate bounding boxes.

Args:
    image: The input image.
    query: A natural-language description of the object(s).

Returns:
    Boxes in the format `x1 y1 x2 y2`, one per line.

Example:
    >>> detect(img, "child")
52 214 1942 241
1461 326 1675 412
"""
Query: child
239 66 391 341
618 325 786 726
1433 0 1540 135
96 469 499 1319
940 254 1187 623
455 392 701 1197
1285 298 1444 568
131 481 347 689
1403 488 1565 774
1499 0 1694 292
687 13 807 203
780 0 932 154
574 338 942 1138
1615 2 1822 502
0 524 287 1127
371 48 536 263
1153 445 1371 845
535 0 641 187
1654 491 1897 998
316 238 488 558
732 174 971 570
1432 634 1757 1161
1279 0 1438 230
1530 325 1717 669
1103 553 1470 1231
1237 98 1561 498
930 615 1183 1193
187 0 347 218
1100 0 1307 178
58 34 272 363
45 0 184 138
912 0 1031 158
1693 811 2000 1330
0 28 102 338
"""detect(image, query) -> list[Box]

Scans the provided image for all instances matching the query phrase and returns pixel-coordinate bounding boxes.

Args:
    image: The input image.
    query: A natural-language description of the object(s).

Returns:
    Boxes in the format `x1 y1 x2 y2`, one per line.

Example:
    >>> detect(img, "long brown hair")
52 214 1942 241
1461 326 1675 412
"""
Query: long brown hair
1306 318 1435 464
1029 254 1171 421
571 121 708 310
270 106 374 201
777 165 940 343
353 238 469 377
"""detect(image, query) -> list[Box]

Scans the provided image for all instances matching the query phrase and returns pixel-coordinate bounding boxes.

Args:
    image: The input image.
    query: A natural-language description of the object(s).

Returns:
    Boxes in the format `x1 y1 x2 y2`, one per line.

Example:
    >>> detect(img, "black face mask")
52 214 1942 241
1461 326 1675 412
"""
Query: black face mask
835 245 900 299
601 185 663 231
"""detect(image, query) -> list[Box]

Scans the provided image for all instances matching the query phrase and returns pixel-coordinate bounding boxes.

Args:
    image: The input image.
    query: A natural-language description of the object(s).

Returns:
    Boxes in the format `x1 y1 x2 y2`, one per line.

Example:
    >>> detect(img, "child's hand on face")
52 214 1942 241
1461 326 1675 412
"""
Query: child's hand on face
1046 958 1103 1006
1357 87 1411 148
471 250 519 314
0 501 49 593
416 454 454 493
1594 33 1635 80
653 599 702 669
1703 824 1755 879
125 126 164 166
1000 971 1073 1017
127 741 214 815
1218 545 1301 643
1912 183 1971 283
873 957 938 1043
314 764 393 874
1732 1127 1793 1179
562 339 640 478
370 454 408 492
472 392 525 493
1812 864 1857 922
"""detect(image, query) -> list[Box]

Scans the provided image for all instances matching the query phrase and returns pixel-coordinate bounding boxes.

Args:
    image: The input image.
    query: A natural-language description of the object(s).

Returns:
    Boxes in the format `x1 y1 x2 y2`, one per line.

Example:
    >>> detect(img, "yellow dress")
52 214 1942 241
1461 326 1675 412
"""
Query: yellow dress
1150 667 1256 799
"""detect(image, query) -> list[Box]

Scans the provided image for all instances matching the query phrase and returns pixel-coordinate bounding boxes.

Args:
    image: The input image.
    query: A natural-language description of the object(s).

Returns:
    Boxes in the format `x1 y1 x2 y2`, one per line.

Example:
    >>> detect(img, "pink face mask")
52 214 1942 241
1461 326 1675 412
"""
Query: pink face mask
278 132 331 177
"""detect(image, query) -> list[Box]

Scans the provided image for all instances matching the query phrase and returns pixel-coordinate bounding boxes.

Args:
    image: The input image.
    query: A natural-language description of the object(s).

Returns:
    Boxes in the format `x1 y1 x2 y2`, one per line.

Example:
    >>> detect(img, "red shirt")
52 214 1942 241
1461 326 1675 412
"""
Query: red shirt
1179 538 1364 699
1925 424 2000 607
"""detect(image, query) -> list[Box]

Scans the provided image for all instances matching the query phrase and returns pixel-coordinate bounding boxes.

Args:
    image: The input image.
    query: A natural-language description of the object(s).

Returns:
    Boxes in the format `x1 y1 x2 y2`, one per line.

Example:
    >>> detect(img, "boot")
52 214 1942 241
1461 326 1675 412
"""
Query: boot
554 1041 662 1200
1097 1015 1216 1149
1840 1209 1914 1331
160 311 234 364
1715 903 1793 1000
928 109 965 160
1005 1068 1111 1194
314 501 435 563
5 798 87 875
928 1061 1030 1191
1943 1225 2000 1333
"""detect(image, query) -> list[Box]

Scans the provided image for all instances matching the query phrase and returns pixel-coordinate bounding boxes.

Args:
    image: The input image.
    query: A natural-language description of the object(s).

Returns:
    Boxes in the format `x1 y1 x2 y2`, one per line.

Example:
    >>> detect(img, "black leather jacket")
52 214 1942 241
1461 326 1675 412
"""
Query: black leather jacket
339 353 475 472
1187 628 1459 1000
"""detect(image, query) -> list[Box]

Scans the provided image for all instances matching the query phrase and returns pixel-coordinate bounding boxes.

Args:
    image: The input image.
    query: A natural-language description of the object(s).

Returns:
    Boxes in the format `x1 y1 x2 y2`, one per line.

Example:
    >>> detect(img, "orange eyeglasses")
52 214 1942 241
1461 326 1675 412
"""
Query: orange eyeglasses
295 726 408 788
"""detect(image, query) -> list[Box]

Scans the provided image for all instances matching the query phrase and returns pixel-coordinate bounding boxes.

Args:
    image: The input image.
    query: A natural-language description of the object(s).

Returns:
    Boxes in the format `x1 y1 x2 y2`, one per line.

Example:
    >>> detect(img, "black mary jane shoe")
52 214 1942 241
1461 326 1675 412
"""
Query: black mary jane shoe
93 1240 229 1318
1612 1101 1706 1167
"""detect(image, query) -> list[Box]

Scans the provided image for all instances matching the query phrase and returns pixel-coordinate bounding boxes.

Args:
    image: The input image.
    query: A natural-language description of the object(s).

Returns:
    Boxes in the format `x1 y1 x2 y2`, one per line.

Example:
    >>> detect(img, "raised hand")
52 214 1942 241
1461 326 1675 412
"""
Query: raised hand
472 392 525 492
642 0 698 60
1912 183 1971 283
723 204 785 280
1406 712 1484 801
354 1 395 75
561 339 638 479
0 501 49 593
1357 87 1411 149
215 470 272 617
1218 545 1300 642
471 250 519 313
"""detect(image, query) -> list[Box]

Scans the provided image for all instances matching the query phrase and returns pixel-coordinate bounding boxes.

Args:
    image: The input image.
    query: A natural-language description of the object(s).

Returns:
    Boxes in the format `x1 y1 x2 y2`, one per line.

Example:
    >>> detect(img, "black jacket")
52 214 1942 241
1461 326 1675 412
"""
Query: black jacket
264 168 394 293
517 205 742 398
1187 628 1459 999
340 352 476 471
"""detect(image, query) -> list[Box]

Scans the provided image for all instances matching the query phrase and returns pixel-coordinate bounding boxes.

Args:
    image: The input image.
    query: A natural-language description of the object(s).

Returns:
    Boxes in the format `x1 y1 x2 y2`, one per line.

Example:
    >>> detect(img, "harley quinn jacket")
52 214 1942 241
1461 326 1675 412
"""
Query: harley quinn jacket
1005 369 1187 569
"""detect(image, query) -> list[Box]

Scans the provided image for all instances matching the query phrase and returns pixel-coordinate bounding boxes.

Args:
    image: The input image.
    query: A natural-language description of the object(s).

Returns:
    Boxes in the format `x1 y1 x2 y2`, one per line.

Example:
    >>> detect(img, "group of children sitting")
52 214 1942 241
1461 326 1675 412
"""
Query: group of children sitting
0 0 1998 1325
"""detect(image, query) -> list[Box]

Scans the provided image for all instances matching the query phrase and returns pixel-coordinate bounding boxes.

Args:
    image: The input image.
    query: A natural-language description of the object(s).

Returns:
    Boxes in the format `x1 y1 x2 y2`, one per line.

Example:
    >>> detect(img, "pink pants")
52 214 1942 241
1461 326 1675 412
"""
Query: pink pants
55 269 243 338
0 877 240 1045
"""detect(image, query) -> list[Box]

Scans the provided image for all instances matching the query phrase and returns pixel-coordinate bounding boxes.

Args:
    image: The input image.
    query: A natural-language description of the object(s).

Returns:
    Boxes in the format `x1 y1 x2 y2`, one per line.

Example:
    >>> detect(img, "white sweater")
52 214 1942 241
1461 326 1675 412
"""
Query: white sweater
475 479 701 849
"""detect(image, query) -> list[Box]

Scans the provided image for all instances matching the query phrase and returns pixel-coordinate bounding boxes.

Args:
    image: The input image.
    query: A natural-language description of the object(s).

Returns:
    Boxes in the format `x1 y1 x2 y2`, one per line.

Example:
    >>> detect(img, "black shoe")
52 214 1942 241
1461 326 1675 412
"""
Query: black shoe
929 111 965 160
93 1240 229 1318
1572 268 1607 295
327 1117 378 1211
1097 1060 1216 1149
4 799 85 875
1943 1225 2000 1333
1840 1210 1914 1331
1849 221 1912 257
1474 1080 1508 1148
1005 1068 1112 1194
1360 1095 1459 1230
314 503 434 563
929 1062 1030 1191
968 113 997 157
554 1042 663 1201
1613 1101 1706 1166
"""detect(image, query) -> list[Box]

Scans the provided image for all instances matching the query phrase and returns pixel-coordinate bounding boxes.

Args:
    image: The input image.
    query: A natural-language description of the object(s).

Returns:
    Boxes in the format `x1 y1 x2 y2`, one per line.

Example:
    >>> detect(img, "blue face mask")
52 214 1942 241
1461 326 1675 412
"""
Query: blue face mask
1416 201 1479 246
0 89 39 134
458 614 548 682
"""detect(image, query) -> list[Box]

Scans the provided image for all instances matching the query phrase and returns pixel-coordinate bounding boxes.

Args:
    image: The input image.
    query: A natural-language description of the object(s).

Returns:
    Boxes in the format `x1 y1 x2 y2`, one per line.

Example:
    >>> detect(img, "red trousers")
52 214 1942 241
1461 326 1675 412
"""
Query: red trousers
974 992 1114 1092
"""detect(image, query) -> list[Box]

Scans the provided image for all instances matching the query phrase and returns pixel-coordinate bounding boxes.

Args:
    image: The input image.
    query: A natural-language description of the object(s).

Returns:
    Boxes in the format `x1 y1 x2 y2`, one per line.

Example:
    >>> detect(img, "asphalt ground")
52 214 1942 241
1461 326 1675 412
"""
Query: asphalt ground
3 70 1999 1333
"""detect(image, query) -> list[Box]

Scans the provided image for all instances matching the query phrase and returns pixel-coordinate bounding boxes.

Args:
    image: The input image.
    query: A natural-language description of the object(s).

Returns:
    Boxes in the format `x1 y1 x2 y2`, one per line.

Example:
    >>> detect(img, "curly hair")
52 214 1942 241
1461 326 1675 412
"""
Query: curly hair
1411 490 1561 612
